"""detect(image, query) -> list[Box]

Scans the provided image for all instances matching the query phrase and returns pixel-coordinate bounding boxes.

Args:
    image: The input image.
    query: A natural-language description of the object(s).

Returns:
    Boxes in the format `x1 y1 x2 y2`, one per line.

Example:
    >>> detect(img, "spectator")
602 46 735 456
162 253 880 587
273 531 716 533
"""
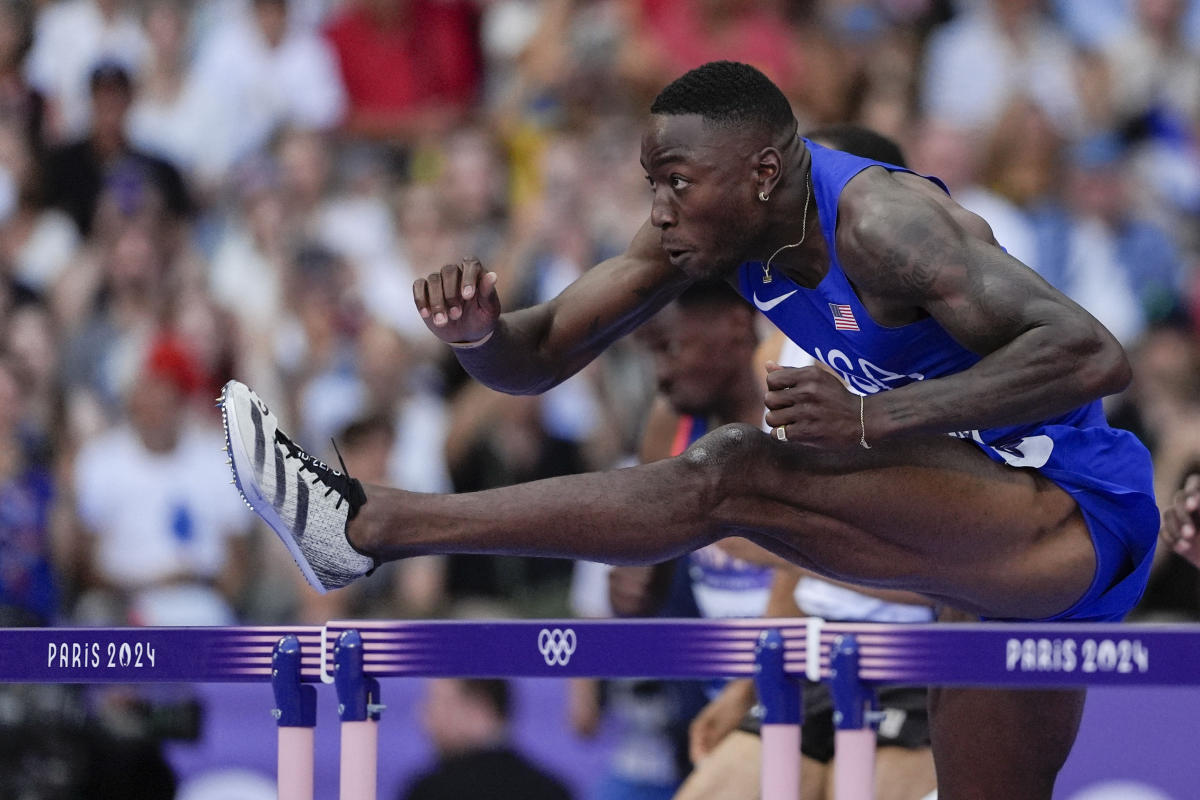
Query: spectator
976 99 1146 347
401 678 572 800
0 121 81 294
57 221 171 417
921 0 1082 133
0 355 58 627
1064 133 1185 324
126 0 228 187
41 61 192 237
906 117 1038 269
70 337 253 626
621 0 798 101
190 0 345 177
0 0 43 147
24 0 149 142
1103 0 1200 130
324 0 482 145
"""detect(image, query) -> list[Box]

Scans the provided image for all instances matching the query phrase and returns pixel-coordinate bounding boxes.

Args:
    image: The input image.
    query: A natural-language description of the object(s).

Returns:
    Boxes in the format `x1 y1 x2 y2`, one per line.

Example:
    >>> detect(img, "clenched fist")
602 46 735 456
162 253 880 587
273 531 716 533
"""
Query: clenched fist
764 362 866 449
413 258 502 345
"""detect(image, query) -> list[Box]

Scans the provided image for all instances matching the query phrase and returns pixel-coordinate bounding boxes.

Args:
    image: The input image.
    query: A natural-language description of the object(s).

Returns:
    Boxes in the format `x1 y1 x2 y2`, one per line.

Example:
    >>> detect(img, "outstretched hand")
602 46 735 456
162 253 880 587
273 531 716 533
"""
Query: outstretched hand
1162 473 1200 569
413 258 502 345
763 362 865 449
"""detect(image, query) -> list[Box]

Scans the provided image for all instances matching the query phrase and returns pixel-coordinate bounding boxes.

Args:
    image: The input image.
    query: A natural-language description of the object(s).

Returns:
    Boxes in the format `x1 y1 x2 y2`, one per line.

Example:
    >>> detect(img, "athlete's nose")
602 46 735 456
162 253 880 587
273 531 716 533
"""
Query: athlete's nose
650 191 676 230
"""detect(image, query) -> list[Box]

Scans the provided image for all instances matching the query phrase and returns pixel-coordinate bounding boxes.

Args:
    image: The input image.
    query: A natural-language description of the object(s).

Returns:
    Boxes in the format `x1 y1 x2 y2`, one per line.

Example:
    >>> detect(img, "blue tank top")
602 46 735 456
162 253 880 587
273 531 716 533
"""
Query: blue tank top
735 139 1159 622
737 139 1107 447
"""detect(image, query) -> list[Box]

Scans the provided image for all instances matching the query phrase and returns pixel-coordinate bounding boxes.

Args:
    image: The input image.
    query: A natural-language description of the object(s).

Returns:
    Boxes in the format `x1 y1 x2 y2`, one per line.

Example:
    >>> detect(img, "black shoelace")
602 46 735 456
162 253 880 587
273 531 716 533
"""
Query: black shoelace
275 431 367 518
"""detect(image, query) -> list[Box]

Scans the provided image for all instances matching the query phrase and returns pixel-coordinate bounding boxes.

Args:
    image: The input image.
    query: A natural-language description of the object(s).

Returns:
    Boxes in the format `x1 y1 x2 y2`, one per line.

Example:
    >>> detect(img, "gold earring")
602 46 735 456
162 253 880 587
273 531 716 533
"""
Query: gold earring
758 191 769 202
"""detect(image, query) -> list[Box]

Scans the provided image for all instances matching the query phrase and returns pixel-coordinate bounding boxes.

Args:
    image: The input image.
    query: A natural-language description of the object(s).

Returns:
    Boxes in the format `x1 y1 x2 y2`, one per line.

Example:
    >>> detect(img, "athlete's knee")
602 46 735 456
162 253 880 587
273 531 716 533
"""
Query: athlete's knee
679 423 765 486
671 424 768 522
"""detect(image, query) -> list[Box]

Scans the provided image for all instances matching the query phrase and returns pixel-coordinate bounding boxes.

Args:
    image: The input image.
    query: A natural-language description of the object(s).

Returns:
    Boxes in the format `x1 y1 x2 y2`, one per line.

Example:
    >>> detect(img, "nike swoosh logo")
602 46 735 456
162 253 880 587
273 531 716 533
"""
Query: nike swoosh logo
753 290 797 312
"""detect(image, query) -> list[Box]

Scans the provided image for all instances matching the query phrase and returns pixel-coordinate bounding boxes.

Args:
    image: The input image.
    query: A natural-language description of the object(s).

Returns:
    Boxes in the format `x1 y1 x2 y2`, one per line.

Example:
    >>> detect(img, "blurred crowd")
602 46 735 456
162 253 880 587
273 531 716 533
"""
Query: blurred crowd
1 0 1199 633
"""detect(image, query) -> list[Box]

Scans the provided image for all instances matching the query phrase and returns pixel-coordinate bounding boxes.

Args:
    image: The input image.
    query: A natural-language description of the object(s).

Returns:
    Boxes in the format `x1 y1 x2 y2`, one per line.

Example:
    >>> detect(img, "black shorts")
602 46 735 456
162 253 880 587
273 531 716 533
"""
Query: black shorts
739 681 930 764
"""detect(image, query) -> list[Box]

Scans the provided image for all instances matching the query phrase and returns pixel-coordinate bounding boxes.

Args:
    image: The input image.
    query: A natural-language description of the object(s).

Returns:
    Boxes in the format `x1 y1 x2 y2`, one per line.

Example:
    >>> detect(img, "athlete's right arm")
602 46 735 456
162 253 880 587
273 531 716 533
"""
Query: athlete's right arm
413 219 688 395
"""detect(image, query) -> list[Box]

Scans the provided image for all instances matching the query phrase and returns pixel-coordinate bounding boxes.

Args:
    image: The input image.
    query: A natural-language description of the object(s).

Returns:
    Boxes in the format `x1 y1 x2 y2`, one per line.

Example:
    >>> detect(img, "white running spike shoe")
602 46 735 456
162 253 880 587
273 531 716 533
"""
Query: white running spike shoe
219 380 375 593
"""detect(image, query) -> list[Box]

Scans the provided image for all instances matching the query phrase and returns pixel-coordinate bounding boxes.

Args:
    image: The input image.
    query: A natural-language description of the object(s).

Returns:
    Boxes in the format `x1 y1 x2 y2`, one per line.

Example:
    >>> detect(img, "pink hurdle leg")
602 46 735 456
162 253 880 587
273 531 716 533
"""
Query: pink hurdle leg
755 628 802 800
833 729 875 800
272 635 316 800
334 629 383 800
831 634 876 800
339 720 379 800
278 727 315 800
762 723 802 800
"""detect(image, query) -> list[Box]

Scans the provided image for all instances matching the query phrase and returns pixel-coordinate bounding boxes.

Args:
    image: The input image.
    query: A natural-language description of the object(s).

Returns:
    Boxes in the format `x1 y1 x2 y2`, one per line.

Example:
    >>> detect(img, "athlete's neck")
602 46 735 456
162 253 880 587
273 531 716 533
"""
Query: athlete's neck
758 145 827 288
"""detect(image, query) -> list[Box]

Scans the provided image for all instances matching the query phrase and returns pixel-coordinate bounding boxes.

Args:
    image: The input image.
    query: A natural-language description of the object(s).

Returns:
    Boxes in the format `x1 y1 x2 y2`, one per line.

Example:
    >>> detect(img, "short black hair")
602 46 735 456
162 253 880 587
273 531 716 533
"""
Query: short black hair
804 124 907 168
651 61 795 138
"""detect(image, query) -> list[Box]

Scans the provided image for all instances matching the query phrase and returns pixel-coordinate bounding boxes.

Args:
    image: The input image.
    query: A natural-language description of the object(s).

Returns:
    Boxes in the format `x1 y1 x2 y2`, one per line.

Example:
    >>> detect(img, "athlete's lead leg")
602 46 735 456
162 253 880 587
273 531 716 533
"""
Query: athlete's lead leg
224 381 1094 619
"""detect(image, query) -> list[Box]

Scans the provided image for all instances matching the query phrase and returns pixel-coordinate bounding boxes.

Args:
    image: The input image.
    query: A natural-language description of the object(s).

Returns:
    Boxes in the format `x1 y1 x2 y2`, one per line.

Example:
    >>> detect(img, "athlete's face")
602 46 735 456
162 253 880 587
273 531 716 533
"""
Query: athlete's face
640 114 767 280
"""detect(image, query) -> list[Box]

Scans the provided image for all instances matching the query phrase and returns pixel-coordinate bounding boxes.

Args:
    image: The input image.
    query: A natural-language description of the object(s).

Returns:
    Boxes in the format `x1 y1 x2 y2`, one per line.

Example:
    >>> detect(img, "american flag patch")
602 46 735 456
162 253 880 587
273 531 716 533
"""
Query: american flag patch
830 303 860 331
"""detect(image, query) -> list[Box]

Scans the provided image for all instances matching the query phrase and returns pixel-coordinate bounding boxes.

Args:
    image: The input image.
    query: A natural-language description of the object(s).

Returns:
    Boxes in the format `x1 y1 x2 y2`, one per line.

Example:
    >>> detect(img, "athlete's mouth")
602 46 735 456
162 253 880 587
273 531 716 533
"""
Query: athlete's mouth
665 248 690 265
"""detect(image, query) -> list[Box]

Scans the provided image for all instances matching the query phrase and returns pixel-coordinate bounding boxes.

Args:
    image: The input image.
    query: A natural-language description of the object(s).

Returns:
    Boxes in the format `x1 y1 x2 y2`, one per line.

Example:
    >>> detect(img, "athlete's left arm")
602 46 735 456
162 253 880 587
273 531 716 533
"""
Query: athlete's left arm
843 174 1130 441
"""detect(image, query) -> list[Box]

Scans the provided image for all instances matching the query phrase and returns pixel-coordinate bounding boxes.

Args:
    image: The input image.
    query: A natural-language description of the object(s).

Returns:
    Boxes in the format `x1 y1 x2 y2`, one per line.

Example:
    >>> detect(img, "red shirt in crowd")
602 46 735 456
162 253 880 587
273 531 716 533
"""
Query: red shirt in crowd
324 0 481 127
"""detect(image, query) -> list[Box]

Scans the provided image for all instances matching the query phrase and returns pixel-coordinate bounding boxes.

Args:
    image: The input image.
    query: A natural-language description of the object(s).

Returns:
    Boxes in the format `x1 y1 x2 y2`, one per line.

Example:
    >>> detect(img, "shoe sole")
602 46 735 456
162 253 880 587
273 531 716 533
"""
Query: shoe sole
220 380 329 594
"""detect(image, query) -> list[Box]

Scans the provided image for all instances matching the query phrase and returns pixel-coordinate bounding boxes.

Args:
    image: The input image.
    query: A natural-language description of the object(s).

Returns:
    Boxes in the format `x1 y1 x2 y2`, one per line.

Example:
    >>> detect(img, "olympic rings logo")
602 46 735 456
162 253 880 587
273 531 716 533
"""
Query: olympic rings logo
537 628 577 666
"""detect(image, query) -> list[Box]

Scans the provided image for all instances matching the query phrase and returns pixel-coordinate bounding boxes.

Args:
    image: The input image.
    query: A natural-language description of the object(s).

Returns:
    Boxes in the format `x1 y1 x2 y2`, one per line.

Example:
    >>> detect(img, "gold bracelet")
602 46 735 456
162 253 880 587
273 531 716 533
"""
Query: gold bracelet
448 330 495 350
859 393 871 450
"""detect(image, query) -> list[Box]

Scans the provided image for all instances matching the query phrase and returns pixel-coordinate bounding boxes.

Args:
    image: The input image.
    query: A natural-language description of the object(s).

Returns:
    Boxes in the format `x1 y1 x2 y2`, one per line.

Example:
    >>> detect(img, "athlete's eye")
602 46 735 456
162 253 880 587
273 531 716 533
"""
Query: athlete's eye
670 175 690 191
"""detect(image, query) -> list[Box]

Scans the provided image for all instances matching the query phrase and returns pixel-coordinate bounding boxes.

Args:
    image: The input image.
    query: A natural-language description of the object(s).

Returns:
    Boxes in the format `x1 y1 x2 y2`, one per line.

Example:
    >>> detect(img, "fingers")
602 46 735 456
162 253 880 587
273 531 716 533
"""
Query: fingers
765 364 826 391
440 262 463 321
414 265 452 326
413 259 499 329
460 257 482 302
1185 474 1200 512
1165 498 1196 547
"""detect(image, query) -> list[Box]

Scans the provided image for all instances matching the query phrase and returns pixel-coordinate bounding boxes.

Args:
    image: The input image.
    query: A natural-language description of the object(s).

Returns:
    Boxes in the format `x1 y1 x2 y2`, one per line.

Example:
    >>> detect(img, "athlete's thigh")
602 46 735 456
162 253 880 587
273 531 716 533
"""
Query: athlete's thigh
928 685 1084 800
927 607 1084 800
711 428 1093 618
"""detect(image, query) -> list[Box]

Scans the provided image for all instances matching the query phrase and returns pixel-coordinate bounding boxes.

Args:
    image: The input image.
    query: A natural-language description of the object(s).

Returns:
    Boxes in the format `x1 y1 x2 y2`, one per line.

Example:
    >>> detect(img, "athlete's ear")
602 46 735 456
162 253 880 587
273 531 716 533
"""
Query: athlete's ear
755 148 783 200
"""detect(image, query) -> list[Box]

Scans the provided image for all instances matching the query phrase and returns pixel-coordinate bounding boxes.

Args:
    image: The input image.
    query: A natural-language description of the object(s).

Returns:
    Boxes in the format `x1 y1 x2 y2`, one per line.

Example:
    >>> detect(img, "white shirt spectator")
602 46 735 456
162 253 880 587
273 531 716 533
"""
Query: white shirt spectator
955 186 1039 269
10 209 81 292
189 10 344 174
74 422 250 617
388 391 453 494
127 73 233 183
921 3 1082 133
24 0 149 141
1059 216 1146 347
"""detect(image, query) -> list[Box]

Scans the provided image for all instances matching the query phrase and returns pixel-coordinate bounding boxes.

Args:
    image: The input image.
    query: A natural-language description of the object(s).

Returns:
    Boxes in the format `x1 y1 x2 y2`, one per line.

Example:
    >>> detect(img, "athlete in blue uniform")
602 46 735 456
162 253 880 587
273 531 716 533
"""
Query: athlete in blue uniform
222 61 1158 799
